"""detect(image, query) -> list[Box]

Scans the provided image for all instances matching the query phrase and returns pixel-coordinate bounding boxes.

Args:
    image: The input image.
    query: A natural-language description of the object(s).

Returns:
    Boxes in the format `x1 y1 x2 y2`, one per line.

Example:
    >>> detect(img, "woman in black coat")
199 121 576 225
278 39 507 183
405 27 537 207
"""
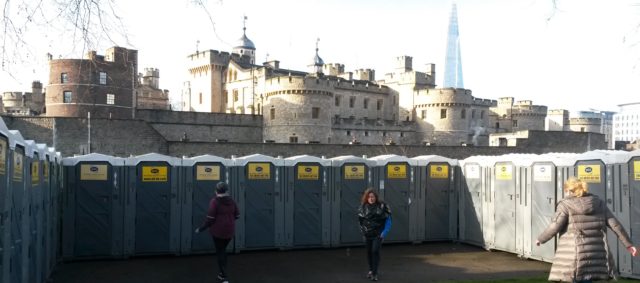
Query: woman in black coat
358 188 391 281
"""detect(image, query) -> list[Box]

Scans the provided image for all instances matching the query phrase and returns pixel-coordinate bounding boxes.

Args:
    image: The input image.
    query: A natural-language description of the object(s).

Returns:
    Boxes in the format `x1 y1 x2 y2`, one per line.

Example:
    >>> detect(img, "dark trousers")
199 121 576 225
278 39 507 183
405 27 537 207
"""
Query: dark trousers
365 237 383 276
213 237 231 277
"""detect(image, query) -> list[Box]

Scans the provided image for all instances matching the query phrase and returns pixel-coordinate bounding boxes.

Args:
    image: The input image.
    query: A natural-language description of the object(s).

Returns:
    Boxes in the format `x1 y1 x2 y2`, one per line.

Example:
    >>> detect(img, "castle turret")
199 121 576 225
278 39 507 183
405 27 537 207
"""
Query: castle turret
232 16 256 64
309 38 323 74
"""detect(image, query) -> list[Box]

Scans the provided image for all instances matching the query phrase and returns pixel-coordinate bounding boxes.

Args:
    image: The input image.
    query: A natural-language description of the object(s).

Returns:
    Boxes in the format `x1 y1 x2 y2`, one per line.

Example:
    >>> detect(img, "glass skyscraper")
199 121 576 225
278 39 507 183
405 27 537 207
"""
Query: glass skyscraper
443 3 464 89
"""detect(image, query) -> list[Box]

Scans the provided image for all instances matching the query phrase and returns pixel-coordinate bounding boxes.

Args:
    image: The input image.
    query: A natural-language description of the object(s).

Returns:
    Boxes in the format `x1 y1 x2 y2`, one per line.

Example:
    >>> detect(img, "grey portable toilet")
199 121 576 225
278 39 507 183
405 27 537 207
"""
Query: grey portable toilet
523 153 571 262
459 155 496 249
27 142 46 283
0 119 12 283
283 155 331 248
505 154 538 257
124 153 181 256
368 154 417 243
492 154 538 255
23 140 40 283
9 130 30 283
232 154 285 251
62 153 126 260
329 155 375 247
180 155 233 254
627 150 640 279
411 155 459 242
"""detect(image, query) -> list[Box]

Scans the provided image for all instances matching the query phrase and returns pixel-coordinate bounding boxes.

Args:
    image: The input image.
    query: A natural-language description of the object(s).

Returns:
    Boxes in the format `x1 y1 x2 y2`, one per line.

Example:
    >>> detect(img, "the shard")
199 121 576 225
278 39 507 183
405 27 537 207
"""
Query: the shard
443 3 464 89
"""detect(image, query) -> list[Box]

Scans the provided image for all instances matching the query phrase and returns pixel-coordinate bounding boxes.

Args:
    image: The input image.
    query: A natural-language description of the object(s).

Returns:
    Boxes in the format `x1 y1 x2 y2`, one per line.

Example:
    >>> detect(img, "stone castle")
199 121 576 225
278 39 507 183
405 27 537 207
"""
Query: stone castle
181 25 547 146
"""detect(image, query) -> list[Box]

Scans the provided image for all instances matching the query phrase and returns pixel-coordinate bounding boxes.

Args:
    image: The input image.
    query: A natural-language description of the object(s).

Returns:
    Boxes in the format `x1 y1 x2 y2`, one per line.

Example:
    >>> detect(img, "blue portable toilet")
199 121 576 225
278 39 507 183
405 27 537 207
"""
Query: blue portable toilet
0 118 12 283
368 154 418 243
232 154 285 251
9 130 31 283
411 155 459 242
283 155 331 248
125 153 181 256
62 153 126 260
328 155 376 247
180 155 233 254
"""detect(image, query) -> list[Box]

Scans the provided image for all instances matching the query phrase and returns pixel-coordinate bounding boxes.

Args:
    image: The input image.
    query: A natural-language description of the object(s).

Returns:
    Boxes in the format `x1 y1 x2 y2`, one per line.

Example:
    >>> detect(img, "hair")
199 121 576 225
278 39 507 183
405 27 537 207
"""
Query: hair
360 188 379 205
216 182 229 194
564 177 588 197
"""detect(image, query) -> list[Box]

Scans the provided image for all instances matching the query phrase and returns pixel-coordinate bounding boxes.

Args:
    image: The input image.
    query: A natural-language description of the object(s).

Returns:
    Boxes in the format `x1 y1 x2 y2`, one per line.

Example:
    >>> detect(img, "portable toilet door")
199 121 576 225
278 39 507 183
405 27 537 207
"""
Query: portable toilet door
329 155 375 247
180 155 232 254
27 142 45 283
0 122 11 283
62 154 125 260
284 155 331 248
492 159 517 253
125 153 181 256
628 152 640 278
368 155 417 243
40 147 52 279
8 131 27 283
412 155 458 242
526 158 557 262
458 157 485 246
233 154 285 251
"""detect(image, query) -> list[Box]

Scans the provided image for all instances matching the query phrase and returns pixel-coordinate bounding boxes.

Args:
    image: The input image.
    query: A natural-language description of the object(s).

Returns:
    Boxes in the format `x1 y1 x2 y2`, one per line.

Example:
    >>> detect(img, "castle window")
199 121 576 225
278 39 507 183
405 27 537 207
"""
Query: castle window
513 120 518 127
346 130 351 136
233 70 237 81
99 72 107 85
400 132 404 137
581 127 585 132
382 131 387 137
270 108 275 120
421 110 427 120
364 98 369 109
63 91 72 103
312 107 320 119
461 109 466 119
377 99 383 110
335 96 341 106
233 89 239 102
365 131 369 136
472 109 476 119
349 97 356 108
289 136 298 143
199 92 203 104
481 110 485 119
496 122 500 129
440 109 447 119
61 73 68 83
106 94 115 105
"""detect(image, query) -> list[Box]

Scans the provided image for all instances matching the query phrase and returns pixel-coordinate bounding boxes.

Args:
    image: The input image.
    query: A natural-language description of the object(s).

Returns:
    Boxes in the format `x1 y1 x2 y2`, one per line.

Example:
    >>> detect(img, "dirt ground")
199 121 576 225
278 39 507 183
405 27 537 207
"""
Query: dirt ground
51 242 551 283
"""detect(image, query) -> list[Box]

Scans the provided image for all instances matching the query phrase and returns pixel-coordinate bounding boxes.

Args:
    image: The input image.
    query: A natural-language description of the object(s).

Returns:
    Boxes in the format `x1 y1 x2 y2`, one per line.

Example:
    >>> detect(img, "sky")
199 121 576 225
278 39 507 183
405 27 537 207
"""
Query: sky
2 0 640 113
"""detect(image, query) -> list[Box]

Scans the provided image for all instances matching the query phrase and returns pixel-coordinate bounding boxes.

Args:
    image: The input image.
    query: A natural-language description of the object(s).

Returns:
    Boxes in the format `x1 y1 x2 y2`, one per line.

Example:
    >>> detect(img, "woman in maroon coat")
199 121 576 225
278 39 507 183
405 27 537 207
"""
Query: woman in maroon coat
195 182 240 283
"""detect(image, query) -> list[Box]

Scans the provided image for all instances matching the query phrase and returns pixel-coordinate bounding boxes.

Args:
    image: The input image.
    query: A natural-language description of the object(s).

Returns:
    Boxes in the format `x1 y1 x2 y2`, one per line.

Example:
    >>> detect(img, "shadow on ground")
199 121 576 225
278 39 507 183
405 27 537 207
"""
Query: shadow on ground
51 242 550 283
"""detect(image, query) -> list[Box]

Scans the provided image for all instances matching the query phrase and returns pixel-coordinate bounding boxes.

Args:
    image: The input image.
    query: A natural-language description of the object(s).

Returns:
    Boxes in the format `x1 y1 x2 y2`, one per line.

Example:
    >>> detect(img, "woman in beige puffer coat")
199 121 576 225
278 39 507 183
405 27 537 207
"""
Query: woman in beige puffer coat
536 177 638 282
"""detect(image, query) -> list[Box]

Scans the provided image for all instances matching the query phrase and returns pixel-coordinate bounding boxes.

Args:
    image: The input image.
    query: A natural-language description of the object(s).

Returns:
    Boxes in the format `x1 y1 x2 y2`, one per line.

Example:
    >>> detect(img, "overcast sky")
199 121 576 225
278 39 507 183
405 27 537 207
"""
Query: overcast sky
2 0 639 113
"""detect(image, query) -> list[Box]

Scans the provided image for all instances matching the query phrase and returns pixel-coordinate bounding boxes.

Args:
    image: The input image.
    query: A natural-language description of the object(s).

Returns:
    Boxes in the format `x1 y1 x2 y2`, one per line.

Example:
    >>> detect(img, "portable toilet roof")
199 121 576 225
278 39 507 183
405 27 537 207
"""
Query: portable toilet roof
8 130 26 150
23 140 38 158
232 153 284 166
284 155 331 167
411 155 459 166
575 150 630 165
497 153 540 167
125 152 181 166
368 154 418 166
62 153 125 166
329 155 377 167
36 144 49 160
459 155 499 167
182 154 233 167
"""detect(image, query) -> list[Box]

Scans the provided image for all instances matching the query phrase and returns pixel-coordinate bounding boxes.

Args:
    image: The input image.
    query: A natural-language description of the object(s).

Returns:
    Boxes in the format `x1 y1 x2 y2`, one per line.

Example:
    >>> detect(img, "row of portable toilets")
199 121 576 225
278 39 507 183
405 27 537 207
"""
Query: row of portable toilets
0 119 63 283
57 150 640 280
4 119 640 282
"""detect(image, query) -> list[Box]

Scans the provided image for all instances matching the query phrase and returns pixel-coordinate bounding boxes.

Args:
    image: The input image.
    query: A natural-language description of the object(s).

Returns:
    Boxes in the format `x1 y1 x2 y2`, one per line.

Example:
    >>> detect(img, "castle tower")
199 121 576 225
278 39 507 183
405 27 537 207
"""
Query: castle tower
443 3 464 88
309 38 324 74
232 16 256 64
